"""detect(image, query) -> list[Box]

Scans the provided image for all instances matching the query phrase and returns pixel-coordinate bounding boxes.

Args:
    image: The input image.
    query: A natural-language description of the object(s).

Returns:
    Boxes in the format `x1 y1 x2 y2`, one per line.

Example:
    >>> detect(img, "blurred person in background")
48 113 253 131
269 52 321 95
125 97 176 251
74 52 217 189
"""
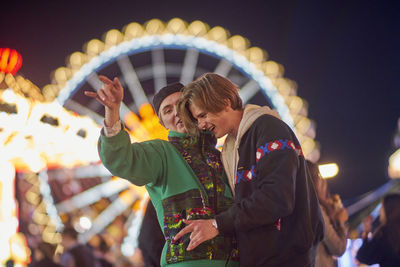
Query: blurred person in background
60 226 97 267
356 192 400 267
30 241 62 267
307 160 348 267
89 234 114 267
115 255 137 267
138 201 164 267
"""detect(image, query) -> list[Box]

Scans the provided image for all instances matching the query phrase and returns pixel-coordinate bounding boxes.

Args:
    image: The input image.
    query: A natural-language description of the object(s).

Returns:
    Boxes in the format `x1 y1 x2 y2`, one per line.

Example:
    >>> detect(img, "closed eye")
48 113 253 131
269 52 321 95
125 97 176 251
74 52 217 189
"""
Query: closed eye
197 113 207 119
163 108 172 115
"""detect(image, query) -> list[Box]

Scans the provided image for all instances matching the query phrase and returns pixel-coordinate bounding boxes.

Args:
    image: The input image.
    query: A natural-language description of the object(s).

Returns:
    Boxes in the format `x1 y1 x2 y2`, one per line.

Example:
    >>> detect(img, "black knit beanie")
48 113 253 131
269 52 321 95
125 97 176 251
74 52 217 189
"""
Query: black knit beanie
152 82 184 115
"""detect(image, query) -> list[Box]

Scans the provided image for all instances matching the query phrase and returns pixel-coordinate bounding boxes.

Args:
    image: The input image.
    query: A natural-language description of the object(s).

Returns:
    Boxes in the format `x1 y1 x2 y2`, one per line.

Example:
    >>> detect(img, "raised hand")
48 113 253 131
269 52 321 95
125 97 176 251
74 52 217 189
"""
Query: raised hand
84 75 124 127
84 75 124 111
335 207 349 223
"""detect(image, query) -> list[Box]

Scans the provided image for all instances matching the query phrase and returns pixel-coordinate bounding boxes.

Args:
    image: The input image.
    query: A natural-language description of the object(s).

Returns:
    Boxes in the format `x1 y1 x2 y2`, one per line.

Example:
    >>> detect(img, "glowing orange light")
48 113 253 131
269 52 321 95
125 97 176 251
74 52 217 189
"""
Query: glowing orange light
0 48 23 75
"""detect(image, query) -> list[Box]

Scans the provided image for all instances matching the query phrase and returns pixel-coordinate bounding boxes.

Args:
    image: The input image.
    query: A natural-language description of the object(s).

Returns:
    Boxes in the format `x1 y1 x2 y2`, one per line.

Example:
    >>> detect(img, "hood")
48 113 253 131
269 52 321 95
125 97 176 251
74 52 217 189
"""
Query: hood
221 104 281 194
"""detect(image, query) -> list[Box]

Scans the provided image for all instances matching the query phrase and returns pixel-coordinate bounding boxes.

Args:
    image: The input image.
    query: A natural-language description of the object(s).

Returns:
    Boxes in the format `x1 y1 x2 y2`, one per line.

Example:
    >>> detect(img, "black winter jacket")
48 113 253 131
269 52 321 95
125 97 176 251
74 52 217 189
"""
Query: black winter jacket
216 114 324 267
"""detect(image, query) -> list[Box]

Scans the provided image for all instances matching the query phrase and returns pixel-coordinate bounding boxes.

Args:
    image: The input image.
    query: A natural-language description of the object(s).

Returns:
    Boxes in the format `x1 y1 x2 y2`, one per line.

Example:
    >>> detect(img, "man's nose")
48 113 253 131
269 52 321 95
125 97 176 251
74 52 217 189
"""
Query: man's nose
197 119 207 130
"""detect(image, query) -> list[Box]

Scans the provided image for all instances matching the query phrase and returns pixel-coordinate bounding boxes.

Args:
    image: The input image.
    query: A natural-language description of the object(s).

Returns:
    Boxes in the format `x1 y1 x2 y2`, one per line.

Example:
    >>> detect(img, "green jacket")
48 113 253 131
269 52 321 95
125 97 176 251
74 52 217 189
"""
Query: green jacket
98 129 239 267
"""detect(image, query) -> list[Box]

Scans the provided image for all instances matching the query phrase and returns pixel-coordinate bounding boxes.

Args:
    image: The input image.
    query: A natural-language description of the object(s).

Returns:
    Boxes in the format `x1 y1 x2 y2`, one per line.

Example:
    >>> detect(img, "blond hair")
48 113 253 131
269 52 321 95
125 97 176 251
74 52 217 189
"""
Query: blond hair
177 73 242 135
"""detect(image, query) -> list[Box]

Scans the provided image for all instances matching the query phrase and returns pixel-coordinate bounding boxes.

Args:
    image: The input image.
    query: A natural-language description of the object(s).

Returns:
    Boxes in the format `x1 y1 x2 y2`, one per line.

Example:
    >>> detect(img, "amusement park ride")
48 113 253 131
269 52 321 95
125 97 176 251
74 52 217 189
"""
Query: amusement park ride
0 17 325 266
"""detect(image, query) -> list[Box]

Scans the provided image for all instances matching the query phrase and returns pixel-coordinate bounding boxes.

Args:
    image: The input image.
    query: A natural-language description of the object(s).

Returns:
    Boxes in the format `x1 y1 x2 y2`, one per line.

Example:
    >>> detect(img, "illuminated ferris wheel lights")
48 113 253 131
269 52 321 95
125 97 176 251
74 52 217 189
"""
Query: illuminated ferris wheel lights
166 18 188 34
23 151 46 173
104 29 124 49
206 26 229 44
228 35 250 54
84 39 105 57
301 137 316 158
288 96 304 114
296 117 312 135
145 19 165 35
263 61 283 78
77 216 92 231
109 28 124 41
1 87 18 102
277 78 296 97
48 17 318 161
42 84 59 101
54 67 71 86
122 22 144 41
187 20 209 36
68 52 87 70
246 46 268 67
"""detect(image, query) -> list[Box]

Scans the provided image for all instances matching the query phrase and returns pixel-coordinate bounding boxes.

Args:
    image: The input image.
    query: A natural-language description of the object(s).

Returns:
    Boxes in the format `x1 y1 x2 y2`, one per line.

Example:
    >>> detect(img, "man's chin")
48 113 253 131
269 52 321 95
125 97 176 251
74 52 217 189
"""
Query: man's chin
177 125 186 133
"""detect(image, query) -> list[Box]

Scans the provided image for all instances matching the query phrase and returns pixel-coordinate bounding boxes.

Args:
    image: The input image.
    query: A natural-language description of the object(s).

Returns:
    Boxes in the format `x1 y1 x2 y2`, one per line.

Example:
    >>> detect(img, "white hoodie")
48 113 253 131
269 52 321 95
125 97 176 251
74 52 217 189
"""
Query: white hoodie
221 104 280 194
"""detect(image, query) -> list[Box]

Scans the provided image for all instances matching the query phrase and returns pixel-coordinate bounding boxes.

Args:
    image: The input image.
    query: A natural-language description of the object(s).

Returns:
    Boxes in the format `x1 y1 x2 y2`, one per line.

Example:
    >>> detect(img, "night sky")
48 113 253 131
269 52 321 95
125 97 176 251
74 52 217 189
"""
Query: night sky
2 0 399 201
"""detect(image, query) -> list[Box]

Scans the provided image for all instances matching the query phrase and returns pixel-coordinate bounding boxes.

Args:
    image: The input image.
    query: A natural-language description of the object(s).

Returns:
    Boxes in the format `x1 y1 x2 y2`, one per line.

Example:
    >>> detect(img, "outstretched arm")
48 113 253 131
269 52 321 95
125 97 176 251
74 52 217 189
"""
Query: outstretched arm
93 76 165 186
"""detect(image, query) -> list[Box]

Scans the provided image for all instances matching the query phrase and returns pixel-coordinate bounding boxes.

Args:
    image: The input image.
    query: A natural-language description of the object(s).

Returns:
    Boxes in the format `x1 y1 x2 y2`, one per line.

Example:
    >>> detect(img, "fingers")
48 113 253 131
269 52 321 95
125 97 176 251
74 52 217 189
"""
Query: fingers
173 224 194 241
114 77 123 91
99 75 114 85
187 236 202 251
97 89 108 102
84 90 107 106
173 220 218 252
84 91 97 98
98 76 122 102
101 87 116 102
186 226 215 251
85 75 122 108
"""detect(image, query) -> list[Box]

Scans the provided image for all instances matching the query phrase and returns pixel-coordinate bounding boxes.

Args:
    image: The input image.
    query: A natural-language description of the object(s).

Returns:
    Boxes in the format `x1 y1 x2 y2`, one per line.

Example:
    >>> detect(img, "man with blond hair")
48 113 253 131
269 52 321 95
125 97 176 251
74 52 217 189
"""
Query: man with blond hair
175 73 324 267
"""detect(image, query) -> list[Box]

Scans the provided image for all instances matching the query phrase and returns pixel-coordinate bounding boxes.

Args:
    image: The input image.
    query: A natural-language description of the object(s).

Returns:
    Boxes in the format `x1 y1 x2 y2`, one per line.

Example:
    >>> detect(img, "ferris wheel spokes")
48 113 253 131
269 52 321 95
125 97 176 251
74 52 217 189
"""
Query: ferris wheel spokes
117 55 149 108
239 80 260 104
214 58 232 77
151 48 167 92
180 48 199 85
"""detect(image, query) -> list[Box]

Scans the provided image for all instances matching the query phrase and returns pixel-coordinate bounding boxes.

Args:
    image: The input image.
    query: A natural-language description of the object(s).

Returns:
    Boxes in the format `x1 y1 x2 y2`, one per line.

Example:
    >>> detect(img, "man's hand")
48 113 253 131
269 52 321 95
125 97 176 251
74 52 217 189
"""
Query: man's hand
335 207 349 223
84 75 124 110
173 219 219 251
84 75 124 127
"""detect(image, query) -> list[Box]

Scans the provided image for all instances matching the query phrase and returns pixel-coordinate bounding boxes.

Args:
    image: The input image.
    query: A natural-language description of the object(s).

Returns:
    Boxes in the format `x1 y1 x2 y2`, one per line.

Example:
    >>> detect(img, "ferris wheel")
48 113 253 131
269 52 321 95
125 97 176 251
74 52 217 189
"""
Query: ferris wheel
39 18 319 256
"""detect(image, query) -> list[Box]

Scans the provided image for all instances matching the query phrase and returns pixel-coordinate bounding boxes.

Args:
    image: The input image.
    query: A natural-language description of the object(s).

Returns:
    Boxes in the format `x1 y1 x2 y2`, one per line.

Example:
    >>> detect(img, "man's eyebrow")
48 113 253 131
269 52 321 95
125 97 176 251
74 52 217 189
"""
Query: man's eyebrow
162 104 172 112
193 111 204 119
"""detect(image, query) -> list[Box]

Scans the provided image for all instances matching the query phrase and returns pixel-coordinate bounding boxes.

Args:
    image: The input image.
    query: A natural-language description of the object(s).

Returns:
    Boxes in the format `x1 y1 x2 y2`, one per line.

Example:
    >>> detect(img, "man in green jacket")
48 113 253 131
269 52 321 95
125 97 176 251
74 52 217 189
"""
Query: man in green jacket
85 76 238 267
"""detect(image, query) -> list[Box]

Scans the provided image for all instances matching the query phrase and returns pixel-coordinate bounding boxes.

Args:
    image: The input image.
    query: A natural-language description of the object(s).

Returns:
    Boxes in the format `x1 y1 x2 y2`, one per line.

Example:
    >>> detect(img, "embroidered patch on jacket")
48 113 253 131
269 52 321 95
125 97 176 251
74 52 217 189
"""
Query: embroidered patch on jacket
236 139 303 184
256 139 303 163
162 189 238 263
